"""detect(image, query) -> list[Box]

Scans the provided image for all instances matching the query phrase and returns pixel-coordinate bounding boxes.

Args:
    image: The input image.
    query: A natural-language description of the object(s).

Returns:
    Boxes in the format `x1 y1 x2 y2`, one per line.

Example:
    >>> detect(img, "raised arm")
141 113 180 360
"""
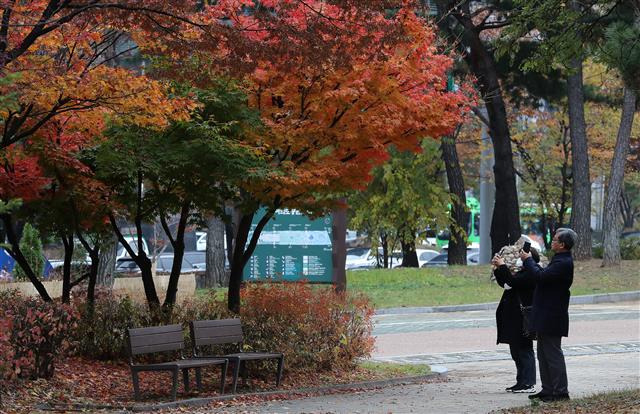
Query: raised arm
493 264 512 287
523 257 572 286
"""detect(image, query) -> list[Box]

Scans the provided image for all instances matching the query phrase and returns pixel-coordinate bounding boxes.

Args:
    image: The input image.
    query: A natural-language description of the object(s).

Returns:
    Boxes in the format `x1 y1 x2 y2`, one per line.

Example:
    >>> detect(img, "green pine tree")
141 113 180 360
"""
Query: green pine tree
13 223 44 281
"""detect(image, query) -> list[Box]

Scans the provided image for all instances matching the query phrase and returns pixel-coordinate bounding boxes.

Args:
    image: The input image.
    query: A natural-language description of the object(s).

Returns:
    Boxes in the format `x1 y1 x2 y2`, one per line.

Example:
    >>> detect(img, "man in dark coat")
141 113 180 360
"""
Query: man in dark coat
520 228 576 402
492 249 539 393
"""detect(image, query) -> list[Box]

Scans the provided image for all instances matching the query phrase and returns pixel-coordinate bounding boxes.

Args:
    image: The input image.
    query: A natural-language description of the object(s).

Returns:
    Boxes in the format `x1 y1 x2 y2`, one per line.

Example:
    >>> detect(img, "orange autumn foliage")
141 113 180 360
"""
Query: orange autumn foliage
0 1 197 150
177 4 472 209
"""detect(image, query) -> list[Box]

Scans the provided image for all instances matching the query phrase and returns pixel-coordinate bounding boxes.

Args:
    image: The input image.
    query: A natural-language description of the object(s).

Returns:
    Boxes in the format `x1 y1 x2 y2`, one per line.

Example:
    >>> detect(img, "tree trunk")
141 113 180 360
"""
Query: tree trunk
227 208 275 313
205 215 227 288
61 233 74 303
620 189 636 229
331 204 347 292
400 236 419 267
228 212 254 314
567 59 592 260
109 215 159 308
163 202 190 310
602 88 636 266
557 124 572 229
225 205 240 266
441 136 468 265
1 214 51 301
381 233 389 268
96 233 117 288
452 3 521 254
86 251 99 306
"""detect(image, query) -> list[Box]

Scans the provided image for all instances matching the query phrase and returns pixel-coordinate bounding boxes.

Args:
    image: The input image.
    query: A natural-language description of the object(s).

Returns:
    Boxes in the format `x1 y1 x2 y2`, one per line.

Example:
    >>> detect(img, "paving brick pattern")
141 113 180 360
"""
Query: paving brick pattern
373 341 640 364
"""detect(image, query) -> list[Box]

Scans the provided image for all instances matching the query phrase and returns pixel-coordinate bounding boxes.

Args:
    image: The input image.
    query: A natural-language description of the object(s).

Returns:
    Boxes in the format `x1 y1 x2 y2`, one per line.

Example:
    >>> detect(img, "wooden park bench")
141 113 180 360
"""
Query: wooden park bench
127 324 228 401
191 319 284 393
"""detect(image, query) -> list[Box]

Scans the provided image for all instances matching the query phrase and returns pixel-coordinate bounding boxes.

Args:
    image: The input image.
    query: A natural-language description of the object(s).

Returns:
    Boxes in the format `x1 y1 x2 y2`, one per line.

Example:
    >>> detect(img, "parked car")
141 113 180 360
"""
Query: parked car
156 252 210 273
416 249 439 267
422 251 480 267
345 247 377 270
621 231 640 240
196 232 228 252
113 236 150 260
116 251 215 275
115 258 141 274
345 247 404 270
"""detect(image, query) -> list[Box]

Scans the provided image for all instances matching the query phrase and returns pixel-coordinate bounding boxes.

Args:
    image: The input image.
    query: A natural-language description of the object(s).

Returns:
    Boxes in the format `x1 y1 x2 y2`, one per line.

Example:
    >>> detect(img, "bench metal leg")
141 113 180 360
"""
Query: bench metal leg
231 359 240 394
131 369 141 400
182 369 190 393
240 360 248 386
195 367 202 391
219 361 228 394
276 355 284 387
171 369 179 401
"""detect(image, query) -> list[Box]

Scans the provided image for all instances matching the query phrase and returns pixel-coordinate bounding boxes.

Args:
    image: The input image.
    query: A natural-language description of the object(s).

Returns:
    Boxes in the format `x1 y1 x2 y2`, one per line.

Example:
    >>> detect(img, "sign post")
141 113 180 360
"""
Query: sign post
331 202 347 292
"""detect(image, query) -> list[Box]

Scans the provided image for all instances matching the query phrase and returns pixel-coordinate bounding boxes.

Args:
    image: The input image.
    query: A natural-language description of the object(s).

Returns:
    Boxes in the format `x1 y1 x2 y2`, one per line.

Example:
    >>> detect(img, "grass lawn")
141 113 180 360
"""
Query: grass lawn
492 388 640 413
359 361 430 377
347 259 640 309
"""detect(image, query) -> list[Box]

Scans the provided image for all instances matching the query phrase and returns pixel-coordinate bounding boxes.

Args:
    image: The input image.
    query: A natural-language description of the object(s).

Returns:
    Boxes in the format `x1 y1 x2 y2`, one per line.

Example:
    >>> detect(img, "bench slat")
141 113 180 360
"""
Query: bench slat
129 325 184 355
129 324 183 336
192 319 244 346
195 335 244 346
131 340 185 355
195 325 243 337
192 319 242 329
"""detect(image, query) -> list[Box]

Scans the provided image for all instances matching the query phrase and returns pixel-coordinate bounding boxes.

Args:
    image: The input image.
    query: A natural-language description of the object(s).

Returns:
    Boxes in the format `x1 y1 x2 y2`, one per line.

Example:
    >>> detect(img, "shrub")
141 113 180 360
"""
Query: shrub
0 290 78 379
74 293 150 360
238 283 374 374
13 223 44 281
592 244 604 259
73 293 229 360
0 313 13 379
620 237 640 260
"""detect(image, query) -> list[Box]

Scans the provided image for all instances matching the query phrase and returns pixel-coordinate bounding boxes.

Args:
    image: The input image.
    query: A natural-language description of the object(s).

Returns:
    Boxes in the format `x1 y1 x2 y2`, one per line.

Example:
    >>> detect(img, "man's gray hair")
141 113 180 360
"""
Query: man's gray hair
555 228 577 250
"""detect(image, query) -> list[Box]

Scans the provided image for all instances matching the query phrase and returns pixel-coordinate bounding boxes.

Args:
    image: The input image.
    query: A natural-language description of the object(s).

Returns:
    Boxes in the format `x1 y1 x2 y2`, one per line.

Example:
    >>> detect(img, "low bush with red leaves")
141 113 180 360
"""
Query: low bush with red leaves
0 315 13 379
239 283 375 373
0 290 78 380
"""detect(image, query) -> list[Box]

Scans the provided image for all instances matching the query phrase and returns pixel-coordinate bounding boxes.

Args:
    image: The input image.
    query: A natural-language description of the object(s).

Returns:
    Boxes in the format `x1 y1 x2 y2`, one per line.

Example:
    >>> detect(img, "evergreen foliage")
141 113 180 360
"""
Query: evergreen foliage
13 223 44 281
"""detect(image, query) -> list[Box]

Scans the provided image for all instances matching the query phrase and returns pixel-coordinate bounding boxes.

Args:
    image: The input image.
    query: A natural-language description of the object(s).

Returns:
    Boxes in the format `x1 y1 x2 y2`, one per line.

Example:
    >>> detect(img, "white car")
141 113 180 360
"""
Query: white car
116 236 149 260
345 248 378 270
416 249 440 267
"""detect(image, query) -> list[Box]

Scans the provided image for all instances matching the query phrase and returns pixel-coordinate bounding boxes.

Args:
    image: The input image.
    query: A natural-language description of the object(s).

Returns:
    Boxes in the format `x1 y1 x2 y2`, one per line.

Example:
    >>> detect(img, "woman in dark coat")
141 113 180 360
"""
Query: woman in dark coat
492 248 540 393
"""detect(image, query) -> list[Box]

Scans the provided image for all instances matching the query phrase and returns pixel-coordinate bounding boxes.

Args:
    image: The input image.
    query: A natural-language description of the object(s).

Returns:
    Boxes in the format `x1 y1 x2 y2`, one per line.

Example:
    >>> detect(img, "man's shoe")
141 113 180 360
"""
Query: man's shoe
540 393 570 402
505 383 520 392
529 391 550 400
512 384 536 393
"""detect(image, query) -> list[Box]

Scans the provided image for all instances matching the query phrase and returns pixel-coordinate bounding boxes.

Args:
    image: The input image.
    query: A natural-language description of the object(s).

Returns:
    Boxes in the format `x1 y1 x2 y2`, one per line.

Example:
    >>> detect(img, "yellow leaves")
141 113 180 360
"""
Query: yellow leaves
5 61 194 136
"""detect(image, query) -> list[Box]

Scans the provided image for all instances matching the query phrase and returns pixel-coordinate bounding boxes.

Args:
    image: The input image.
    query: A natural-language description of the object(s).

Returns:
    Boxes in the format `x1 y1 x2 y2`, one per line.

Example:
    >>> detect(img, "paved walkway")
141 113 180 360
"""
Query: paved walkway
201 301 639 413
212 353 639 413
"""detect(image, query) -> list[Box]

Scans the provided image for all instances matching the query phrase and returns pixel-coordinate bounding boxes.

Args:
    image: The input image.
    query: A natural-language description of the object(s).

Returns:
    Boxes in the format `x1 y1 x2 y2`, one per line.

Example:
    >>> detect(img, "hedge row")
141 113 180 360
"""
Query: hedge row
0 283 374 384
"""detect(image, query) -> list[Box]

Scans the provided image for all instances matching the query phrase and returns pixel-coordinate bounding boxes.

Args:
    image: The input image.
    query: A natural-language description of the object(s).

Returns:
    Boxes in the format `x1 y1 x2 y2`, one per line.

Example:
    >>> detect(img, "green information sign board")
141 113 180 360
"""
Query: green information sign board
243 209 333 283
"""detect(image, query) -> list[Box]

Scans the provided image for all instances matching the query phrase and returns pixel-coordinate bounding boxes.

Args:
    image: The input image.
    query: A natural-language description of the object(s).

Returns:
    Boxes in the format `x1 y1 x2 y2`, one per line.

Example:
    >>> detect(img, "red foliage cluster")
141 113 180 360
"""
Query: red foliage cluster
0 317 13 383
0 148 51 202
0 291 78 380
239 282 375 372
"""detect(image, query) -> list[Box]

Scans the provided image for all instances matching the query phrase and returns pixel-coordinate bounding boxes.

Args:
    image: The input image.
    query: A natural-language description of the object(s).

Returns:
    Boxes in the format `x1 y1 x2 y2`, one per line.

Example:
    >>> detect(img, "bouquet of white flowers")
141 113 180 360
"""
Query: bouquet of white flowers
493 237 548 276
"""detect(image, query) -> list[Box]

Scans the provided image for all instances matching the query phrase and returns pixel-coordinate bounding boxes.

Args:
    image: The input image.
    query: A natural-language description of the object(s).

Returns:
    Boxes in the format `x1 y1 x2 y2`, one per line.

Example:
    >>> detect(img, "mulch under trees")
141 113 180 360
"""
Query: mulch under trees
0 356 444 413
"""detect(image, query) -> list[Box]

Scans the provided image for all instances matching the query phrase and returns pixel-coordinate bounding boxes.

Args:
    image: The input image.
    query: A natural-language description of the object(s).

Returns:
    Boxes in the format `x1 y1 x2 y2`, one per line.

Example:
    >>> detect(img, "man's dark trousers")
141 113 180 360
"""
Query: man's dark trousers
537 334 568 395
